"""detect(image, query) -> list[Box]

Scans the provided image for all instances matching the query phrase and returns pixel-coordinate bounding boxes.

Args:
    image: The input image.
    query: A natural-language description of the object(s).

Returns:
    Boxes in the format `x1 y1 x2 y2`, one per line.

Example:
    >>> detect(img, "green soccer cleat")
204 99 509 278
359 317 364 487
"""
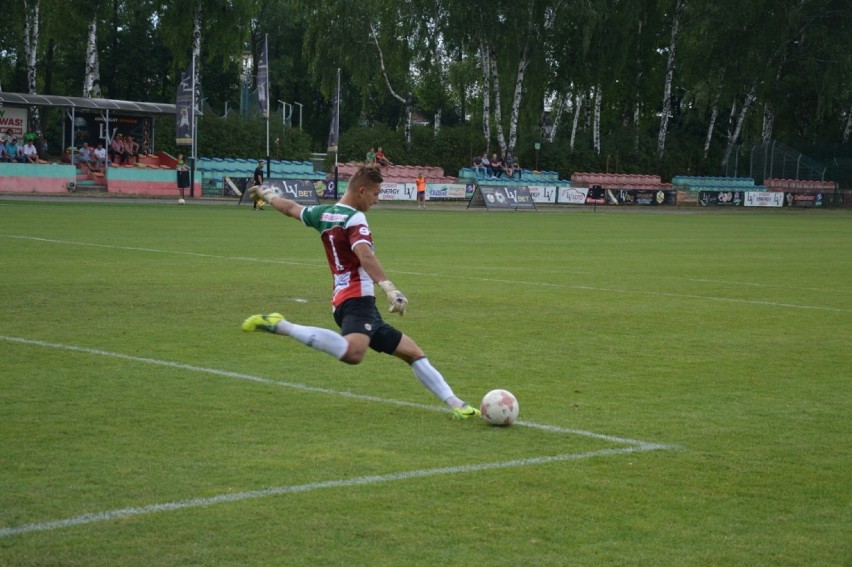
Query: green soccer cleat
241 313 284 333
452 404 481 420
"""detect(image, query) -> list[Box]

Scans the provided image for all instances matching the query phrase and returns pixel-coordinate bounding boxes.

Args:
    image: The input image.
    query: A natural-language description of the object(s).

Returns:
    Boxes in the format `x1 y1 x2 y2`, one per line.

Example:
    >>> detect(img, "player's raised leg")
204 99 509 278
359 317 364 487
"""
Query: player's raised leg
242 313 349 360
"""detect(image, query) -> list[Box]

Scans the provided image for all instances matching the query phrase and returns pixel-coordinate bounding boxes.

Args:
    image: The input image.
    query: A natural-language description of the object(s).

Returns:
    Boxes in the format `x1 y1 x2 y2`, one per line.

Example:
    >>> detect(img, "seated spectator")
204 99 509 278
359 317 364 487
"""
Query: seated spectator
512 158 521 179
472 154 487 178
366 147 376 163
481 153 492 178
78 143 93 167
504 156 521 179
125 136 140 163
23 140 39 163
490 153 504 178
375 146 392 167
91 143 107 171
0 144 7 162
109 134 125 164
2 129 14 144
37 132 49 160
8 139 25 163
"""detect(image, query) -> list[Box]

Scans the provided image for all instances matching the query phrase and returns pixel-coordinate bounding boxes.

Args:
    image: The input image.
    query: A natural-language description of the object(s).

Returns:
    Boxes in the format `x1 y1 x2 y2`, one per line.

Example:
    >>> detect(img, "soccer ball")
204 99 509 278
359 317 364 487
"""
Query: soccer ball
178 198 186 205
480 389 519 426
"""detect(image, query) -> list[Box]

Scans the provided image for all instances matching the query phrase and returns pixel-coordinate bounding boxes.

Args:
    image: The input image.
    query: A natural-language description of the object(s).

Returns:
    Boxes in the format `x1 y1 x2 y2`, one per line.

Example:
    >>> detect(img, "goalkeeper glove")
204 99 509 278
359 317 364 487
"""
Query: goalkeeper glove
377 280 408 316
250 185 278 204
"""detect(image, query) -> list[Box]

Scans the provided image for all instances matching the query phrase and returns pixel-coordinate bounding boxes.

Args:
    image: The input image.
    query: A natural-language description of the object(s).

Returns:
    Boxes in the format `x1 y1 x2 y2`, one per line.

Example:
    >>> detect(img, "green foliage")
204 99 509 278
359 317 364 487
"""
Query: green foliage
1 0 850 179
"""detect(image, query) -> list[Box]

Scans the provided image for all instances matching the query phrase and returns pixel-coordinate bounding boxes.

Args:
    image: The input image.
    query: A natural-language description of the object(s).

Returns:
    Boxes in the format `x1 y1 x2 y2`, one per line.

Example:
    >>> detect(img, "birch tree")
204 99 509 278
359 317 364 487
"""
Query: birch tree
83 14 102 97
656 0 686 159
23 0 40 129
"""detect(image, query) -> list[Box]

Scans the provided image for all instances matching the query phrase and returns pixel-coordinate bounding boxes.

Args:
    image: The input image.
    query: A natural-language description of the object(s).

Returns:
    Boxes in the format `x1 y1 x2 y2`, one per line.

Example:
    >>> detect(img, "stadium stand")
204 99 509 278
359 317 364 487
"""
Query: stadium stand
457 167 564 184
671 176 761 191
337 162 457 184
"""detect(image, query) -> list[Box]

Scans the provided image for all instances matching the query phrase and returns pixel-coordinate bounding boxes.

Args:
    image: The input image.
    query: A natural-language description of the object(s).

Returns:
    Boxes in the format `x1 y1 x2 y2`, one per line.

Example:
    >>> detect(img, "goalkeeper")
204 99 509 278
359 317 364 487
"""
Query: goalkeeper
242 163 480 419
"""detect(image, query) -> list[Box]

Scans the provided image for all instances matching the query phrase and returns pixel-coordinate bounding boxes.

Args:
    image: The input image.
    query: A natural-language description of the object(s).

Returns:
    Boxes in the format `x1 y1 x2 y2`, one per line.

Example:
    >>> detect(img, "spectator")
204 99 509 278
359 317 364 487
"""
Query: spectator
23 129 38 147
125 136 140 164
481 153 493 178
37 132 49 160
23 139 39 164
8 139 25 163
472 154 487 178
92 143 107 172
109 134 125 164
2 129 14 144
415 171 427 209
366 147 376 163
0 144 7 162
77 143 93 167
490 153 504 179
375 146 392 167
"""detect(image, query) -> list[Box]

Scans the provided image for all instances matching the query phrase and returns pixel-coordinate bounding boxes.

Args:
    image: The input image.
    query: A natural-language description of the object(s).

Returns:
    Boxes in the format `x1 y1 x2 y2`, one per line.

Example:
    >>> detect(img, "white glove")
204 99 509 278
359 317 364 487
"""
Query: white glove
377 280 408 316
250 184 278 203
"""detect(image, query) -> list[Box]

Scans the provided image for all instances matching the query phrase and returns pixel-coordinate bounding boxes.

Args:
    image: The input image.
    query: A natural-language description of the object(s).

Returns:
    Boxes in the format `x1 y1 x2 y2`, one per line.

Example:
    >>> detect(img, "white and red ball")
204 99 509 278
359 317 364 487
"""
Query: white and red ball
480 389 519 426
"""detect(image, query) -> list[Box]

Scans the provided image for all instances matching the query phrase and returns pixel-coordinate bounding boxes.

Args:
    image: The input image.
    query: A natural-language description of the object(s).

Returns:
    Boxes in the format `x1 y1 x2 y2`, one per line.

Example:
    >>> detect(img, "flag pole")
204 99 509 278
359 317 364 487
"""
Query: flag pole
190 54 196 197
334 67 340 199
264 34 271 180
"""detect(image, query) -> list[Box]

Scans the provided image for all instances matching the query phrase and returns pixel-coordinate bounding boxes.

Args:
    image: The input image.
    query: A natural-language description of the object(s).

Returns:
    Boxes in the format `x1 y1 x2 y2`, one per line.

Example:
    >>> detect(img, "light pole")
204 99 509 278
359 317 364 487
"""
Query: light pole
293 102 303 131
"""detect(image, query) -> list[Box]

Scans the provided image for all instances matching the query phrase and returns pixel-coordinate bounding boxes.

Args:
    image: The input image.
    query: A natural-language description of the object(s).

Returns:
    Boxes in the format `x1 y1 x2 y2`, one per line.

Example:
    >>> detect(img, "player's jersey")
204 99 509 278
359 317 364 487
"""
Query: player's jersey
300 203 376 307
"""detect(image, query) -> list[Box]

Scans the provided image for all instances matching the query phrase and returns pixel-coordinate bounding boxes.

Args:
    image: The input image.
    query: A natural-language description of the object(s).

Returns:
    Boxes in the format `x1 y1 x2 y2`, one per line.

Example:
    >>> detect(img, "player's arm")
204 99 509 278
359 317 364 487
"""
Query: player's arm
250 186 304 220
353 242 408 316
267 195 304 220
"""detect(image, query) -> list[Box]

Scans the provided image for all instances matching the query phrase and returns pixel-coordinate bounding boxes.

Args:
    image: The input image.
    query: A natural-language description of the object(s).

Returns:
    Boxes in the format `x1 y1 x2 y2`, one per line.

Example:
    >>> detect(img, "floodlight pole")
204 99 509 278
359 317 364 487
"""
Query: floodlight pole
294 102 303 131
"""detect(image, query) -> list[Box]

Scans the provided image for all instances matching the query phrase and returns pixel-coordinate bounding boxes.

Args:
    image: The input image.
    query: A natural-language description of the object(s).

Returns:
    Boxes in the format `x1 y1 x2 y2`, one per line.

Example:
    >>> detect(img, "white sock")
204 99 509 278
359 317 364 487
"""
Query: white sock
411 358 462 407
276 320 348 360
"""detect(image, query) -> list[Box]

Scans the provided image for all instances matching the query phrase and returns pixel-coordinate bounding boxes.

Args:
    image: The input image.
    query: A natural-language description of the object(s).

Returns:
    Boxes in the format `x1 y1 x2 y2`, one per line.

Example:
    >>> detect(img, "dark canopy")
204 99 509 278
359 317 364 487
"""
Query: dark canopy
0 92 176 115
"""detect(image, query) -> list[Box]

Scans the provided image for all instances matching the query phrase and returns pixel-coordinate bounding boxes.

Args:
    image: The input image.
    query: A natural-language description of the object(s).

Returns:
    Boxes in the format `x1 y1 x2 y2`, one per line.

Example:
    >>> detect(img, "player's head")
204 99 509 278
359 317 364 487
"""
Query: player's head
346 163 383 211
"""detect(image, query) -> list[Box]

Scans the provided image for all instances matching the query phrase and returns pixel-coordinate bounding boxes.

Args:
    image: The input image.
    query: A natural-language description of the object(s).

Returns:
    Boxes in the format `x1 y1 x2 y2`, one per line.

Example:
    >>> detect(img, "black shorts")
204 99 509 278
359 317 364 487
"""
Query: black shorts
333 296 402 355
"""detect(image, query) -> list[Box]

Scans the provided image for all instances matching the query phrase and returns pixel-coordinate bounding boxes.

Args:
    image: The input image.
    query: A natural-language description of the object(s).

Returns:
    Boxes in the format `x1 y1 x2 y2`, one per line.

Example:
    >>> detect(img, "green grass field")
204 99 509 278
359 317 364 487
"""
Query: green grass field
1 199 850 566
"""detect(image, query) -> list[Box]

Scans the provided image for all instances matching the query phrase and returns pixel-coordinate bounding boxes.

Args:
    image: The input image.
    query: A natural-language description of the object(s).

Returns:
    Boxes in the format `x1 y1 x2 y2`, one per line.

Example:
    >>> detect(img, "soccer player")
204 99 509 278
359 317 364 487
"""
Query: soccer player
242 163 480 419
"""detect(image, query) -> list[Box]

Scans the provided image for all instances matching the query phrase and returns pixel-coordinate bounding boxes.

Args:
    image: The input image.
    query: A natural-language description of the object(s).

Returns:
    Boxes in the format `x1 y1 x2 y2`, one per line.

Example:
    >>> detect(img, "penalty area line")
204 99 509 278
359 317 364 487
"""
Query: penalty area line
0 443 672 539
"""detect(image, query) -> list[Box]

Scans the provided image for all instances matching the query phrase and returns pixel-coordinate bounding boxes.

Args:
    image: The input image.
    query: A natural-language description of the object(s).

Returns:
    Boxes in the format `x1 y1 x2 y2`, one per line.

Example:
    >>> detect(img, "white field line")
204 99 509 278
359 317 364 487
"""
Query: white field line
0 335 676 538
0 336 649 446
0 444 669 539
2 234 849 312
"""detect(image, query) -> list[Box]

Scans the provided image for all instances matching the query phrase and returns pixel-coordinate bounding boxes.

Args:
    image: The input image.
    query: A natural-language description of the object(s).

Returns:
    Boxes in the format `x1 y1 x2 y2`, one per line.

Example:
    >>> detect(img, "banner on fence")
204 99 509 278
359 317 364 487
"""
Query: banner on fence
785 192 824 207
379 182 414 201
527 186 558 203
699 191 744 206
238 179 321 206
557 187 589 205
606 189 673 206
468 185 537 210
744 191 784 207
427 183 469 200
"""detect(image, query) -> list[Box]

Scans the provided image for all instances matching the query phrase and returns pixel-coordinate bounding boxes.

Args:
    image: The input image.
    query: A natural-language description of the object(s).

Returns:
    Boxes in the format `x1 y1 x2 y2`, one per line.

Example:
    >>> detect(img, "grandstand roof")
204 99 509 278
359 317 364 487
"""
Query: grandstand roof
0 92 176 115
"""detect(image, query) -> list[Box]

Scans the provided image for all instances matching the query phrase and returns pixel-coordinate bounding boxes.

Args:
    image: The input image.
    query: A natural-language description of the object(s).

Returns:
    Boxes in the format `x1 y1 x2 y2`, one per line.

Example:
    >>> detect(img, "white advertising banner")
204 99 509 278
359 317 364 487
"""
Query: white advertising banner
744 191 784 207
379 182 415 201
527 185 558 203
427 183 468 200
0 106 28 138
558 186 589 205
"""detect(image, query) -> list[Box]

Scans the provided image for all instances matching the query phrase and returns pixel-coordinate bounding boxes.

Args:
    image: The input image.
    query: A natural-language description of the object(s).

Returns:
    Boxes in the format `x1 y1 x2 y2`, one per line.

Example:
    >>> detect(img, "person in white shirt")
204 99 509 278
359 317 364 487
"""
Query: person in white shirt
92 143 107 172
23 141 38 163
